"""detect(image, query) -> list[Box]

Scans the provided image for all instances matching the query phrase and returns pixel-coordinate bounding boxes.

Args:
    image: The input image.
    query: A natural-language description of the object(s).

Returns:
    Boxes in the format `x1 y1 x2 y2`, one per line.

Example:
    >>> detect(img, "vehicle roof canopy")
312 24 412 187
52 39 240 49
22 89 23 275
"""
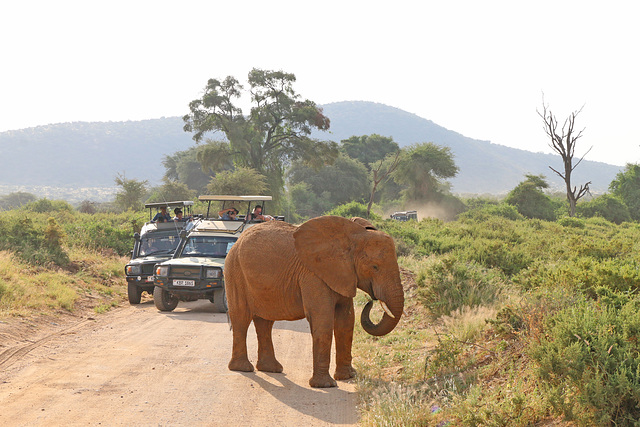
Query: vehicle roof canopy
197 195 272 202
145 201 195 209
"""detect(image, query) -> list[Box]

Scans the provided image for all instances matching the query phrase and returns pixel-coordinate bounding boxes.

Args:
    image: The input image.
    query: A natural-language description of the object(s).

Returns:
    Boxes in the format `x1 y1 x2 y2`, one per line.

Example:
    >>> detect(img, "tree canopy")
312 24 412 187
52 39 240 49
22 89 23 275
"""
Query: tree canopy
114 173 148 211
206 167 268 197
340 134 399 169
609 163 640 221
183 68 338 201
287 154 370 211
392 143 459 201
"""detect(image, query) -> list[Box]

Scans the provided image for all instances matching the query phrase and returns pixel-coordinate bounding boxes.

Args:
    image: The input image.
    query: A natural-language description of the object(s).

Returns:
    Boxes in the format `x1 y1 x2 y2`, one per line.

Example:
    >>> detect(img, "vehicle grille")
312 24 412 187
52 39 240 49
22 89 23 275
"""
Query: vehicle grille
171 266 202 278
142 264 155 275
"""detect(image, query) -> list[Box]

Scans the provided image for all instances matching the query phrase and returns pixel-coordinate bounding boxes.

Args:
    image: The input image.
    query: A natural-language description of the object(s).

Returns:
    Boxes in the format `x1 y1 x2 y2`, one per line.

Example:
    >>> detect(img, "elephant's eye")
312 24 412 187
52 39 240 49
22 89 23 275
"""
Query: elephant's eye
372 265 379 272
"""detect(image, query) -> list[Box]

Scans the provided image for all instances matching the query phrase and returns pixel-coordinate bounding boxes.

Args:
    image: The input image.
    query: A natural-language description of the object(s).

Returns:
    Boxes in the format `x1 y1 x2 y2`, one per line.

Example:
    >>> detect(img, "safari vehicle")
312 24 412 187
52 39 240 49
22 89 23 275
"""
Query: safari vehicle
124 201 197 304
153 195 280 312
390 210 418 221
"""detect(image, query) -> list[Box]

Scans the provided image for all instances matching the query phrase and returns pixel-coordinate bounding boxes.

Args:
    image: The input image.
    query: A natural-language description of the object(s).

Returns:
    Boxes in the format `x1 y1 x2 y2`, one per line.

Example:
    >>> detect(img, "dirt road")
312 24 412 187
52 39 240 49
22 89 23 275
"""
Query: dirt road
0 299 358 426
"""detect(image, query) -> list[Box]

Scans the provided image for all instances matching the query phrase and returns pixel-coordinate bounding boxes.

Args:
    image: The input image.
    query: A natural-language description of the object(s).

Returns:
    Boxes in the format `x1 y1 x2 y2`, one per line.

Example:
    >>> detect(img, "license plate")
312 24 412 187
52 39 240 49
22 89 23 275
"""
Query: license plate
173 279 195 287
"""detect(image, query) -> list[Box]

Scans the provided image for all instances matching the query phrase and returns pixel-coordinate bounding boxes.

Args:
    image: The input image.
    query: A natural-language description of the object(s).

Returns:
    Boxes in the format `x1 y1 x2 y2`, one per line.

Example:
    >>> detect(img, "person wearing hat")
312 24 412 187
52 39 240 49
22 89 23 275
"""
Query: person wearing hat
152 206 172 223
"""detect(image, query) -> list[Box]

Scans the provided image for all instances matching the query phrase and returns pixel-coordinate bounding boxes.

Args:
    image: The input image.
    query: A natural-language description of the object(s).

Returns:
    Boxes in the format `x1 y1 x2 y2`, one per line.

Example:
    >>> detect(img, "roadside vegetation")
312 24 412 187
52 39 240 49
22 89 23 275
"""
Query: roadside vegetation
0 202 135 319
352 206 640 426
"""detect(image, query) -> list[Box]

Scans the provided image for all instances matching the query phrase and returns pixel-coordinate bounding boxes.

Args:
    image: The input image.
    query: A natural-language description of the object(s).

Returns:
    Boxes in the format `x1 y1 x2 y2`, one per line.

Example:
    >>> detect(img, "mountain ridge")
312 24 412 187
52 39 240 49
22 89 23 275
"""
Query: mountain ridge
0 101 621 197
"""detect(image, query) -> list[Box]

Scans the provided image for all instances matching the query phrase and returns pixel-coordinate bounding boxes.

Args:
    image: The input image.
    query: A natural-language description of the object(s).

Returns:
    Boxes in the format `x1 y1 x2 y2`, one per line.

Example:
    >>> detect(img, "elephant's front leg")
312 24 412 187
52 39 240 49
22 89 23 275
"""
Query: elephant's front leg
253 316 283 373
333 298 356 381
307 313 337 388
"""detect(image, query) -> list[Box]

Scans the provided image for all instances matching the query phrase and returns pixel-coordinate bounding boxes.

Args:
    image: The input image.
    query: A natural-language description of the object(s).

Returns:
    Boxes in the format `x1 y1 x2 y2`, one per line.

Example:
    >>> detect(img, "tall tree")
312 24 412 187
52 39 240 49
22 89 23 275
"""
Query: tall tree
609 163 640 221
340 134 399 169
183 69 338 202
367 151 400 217
538 101 592 217
114 173 148 211
393 143 459 201
287 154 370 210
206 167 268 196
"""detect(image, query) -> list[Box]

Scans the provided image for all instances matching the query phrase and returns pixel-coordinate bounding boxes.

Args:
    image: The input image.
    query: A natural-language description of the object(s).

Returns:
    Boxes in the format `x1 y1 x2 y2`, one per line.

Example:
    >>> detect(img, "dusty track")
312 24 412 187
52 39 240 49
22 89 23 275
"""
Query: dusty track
0 300 358 426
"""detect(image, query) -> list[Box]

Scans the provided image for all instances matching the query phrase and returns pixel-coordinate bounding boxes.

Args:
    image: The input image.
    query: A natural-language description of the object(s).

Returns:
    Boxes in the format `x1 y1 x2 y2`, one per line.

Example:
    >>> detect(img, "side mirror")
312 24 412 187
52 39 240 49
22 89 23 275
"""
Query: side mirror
134 232 140 241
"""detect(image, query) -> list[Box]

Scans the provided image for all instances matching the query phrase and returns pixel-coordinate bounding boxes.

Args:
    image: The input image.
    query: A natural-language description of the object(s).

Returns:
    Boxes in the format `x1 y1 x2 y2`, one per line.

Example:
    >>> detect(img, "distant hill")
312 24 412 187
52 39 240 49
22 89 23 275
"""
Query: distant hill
316 101 622 194
0 101 622 199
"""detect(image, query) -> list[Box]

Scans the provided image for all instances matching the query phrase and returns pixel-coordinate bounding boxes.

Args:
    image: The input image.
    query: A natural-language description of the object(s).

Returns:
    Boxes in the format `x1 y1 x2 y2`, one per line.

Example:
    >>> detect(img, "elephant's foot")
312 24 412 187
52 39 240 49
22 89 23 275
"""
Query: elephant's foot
309 373 337 388
334 365 356 381
228 357 254 372
256 357 283 373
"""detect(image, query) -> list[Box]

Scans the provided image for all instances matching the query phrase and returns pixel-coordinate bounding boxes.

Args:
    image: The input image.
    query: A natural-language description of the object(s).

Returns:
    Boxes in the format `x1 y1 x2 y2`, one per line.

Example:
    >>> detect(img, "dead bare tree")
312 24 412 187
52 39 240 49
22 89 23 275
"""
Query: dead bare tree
538 100 592 217
367 151 400 218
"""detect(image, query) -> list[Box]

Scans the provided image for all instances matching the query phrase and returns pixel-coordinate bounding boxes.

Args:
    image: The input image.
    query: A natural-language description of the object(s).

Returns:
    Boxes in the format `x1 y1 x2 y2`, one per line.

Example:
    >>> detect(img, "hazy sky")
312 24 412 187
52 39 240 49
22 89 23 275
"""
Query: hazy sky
2 1 638 167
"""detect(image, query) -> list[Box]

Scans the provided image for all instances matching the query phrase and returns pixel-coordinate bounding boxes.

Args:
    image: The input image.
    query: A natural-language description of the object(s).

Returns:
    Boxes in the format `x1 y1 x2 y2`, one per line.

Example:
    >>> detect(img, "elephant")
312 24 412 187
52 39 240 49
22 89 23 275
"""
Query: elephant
224 215 405 388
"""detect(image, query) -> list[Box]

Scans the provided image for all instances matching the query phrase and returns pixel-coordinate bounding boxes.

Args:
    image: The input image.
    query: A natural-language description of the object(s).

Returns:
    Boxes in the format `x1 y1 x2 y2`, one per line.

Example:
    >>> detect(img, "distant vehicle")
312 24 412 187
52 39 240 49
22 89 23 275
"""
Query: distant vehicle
124 201 197 304
152 195 282 312
390 210 418 221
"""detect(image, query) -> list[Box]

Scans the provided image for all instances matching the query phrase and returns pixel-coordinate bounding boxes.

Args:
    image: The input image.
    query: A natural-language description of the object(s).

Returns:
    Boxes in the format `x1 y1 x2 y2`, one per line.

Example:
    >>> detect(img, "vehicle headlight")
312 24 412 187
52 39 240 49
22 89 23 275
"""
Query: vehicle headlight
205 268 222 279
126 265 142 275
156 265 169 276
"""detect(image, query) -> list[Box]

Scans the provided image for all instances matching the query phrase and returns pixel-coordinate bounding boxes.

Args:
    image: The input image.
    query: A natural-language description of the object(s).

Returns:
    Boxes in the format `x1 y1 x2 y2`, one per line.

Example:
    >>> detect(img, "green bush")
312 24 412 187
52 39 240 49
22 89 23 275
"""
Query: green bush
416 255 504 318
325 201 381 220
0 216 69 267
577 194 631 224
530 294 640 425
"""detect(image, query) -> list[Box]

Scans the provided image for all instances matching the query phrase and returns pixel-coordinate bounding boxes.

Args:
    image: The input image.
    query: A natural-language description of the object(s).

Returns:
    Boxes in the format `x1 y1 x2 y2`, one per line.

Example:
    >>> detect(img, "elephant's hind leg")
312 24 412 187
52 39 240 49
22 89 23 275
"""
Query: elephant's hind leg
254 316 283 373
228 306 254 372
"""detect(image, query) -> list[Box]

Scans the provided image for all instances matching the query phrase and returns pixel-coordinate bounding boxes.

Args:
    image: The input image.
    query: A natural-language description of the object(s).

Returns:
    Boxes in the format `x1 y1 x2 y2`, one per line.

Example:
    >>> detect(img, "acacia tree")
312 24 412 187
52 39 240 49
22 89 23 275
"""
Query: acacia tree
183 69 338 202
367 151 400 217
114 173 148 211
538 101 592 217
392 143 459 201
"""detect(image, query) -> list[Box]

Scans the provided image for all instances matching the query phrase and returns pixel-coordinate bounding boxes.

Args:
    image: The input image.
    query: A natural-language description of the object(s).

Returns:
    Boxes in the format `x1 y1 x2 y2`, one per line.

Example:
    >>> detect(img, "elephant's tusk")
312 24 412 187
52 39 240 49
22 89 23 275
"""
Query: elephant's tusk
380 300 395 319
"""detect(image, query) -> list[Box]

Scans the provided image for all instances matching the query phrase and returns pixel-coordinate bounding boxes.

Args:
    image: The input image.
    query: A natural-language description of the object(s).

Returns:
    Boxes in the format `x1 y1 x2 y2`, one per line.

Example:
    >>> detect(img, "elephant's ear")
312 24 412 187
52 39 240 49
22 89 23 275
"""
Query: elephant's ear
350 217 377 230
294 216 366 298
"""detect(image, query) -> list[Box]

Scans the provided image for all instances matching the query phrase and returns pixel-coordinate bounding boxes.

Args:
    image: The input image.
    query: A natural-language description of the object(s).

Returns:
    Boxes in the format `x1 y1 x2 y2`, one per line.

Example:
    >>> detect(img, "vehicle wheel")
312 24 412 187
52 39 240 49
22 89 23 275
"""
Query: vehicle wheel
153 286 179 312
213 288 228 313
127 282 142 304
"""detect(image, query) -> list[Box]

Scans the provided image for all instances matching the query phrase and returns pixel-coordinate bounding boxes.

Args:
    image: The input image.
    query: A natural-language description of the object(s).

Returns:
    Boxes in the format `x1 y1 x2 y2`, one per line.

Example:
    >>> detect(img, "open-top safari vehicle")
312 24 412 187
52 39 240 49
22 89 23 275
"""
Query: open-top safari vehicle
152 195 282 312
124 201 198 304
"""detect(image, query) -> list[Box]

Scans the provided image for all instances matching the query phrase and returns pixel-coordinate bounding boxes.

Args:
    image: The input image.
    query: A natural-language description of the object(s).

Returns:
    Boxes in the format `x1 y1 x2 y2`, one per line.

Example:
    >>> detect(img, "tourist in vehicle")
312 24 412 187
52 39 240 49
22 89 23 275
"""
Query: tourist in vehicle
152 206 172 223
173 208 191 221
251 205 274 221
219 207 240 220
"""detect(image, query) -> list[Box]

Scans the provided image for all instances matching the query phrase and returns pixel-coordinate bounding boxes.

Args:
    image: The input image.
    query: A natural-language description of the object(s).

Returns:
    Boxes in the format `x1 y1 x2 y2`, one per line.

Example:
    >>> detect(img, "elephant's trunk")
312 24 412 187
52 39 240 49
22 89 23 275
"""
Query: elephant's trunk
360 293 404 337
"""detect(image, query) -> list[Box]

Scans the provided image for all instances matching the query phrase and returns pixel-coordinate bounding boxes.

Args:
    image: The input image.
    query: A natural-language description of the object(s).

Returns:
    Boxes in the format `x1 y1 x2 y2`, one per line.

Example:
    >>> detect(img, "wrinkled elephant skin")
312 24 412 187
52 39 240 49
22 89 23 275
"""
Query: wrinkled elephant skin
224 216 404 388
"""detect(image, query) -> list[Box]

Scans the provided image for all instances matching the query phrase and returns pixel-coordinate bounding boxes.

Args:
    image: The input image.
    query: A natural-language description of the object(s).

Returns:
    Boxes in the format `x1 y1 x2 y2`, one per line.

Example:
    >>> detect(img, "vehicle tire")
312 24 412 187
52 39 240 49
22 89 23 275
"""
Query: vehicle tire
127 282 142 305
213 288 228 313
153 286 179 312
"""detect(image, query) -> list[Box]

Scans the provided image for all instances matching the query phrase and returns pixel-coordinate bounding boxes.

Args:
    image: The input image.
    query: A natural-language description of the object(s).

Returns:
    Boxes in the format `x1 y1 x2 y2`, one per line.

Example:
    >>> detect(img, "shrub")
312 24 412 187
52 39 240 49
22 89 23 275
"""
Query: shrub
557 216 585 228
577 194 631 224
416 255 504 318
530 294 640 425
325 201 381 220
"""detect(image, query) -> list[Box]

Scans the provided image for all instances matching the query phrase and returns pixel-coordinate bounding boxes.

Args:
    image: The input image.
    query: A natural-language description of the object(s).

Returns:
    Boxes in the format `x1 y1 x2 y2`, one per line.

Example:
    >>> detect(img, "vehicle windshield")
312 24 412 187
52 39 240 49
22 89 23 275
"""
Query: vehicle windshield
181 236 237 258
139 233 181 257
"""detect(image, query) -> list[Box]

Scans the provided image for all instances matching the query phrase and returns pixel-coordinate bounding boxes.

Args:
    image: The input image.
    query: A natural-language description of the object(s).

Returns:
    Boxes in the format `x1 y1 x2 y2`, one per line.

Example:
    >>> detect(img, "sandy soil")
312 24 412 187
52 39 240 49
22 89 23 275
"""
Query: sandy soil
0 298 358 426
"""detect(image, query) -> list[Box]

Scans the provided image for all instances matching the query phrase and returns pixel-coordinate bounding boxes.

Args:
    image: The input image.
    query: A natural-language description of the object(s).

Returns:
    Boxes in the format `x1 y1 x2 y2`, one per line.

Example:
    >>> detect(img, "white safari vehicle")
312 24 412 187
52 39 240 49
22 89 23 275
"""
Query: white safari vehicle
124 201 196 304
152 195 280 312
